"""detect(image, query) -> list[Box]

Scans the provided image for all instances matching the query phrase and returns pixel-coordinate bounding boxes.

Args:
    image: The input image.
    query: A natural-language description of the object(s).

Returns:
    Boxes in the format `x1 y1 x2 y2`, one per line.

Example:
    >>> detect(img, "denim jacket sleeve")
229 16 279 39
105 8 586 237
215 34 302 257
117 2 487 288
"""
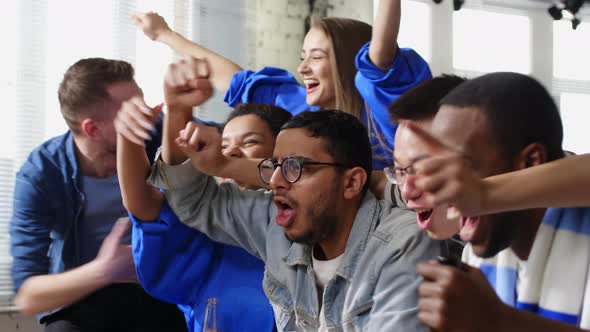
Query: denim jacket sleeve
10 164 53 291
147 157 275 262
369 212 444 331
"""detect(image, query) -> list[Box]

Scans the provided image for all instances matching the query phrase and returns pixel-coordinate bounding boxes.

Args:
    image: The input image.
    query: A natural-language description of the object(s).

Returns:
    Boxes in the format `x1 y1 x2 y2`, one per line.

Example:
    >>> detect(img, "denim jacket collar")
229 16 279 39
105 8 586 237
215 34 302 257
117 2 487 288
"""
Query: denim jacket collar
64 131 81 183
282 192 379 281
283 243 311 267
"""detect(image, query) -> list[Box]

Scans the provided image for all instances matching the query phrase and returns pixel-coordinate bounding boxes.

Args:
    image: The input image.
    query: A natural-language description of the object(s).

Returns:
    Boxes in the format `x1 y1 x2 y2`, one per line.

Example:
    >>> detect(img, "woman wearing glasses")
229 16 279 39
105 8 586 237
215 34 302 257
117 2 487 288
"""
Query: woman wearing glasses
115 100 291 332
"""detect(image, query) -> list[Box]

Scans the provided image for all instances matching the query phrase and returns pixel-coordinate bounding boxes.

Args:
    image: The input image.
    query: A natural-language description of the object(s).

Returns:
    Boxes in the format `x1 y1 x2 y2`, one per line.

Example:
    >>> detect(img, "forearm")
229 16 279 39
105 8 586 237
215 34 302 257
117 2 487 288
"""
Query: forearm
483 154 590 213
369 0 401 71
158 30 242 93
117 134 163 221
498 305 585 332
162 108 194 165
215 157 267 189
15 261 108 316
150 159 270 259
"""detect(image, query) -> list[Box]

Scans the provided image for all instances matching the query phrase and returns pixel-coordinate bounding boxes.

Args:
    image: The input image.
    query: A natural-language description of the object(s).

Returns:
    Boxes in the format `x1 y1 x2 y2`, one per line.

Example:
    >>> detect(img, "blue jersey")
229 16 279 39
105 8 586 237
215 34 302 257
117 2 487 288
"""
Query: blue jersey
225 66 318 116
224 43 431 170
131 202 275 332
355 43 432 170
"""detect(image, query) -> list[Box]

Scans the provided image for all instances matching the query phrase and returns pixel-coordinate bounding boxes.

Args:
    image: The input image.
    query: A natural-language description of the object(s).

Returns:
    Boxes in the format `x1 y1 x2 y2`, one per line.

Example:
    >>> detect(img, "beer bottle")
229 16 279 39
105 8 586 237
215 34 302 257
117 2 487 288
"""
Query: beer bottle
203 297 218 332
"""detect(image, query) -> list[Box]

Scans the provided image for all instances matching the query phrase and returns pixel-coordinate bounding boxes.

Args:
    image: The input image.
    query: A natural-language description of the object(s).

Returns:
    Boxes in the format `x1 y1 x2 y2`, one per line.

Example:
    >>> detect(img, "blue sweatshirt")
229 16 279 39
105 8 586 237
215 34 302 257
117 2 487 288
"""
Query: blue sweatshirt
131 202 275 332
224 42 432 170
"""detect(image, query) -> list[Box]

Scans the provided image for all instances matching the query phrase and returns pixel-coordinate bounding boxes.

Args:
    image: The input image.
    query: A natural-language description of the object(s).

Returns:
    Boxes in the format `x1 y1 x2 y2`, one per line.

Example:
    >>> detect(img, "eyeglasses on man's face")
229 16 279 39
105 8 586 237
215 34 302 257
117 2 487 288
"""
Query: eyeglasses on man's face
258 157 349 185
383 164 416 185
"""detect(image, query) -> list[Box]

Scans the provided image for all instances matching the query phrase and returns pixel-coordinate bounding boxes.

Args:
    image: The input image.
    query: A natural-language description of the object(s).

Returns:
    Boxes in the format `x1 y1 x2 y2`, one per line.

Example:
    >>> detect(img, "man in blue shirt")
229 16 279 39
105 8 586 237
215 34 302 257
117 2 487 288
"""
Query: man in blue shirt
10 58 186 331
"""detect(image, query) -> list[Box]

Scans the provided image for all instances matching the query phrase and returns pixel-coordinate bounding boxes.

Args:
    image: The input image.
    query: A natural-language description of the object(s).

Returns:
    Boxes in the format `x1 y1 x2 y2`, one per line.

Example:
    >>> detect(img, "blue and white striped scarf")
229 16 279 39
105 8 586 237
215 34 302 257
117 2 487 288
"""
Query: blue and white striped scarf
463 207 590 327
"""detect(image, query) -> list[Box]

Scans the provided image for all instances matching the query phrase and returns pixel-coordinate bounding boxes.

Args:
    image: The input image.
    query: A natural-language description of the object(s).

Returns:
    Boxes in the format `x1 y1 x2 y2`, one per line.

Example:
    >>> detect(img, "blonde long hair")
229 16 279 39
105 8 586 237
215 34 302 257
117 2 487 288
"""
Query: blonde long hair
310 16 372 120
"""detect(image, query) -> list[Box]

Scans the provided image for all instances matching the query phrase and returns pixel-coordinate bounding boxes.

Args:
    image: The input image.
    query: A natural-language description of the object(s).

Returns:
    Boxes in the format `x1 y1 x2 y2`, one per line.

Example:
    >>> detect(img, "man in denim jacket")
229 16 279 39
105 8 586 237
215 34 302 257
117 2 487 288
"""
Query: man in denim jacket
145 58 446 331
10 58 186 331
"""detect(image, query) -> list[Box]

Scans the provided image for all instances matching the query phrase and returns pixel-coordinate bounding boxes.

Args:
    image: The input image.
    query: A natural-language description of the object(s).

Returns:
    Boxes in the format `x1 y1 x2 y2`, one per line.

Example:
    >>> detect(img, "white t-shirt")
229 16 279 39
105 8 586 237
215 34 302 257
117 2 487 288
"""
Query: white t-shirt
312 251 344 332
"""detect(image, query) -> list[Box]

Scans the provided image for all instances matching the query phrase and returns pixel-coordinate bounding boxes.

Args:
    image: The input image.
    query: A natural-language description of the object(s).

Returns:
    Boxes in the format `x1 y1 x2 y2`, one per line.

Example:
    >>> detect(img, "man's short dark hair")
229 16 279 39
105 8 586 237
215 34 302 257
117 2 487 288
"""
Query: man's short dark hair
388 74 466 122
281 110 372 193
58 58 135 133
440 72 564 162
226 104 292 136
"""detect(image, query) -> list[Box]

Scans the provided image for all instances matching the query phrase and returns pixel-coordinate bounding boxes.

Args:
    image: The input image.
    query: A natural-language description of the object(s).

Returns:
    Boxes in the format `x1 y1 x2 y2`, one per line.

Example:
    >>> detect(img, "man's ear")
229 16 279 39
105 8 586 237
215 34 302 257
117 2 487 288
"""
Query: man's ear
514 143 547 170
80 118 100 139
342 167 368 200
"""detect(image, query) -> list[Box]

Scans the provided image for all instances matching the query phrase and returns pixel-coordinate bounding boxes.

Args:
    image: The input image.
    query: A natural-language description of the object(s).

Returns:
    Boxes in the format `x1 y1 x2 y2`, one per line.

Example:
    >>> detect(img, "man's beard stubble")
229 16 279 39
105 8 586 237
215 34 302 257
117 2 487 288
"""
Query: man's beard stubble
286 184 342 246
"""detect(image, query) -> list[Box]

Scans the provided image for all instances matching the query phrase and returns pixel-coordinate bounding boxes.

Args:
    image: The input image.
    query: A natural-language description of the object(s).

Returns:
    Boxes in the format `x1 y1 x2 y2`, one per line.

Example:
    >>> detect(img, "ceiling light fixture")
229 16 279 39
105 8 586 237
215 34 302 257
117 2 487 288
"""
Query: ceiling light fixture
548 1 588 30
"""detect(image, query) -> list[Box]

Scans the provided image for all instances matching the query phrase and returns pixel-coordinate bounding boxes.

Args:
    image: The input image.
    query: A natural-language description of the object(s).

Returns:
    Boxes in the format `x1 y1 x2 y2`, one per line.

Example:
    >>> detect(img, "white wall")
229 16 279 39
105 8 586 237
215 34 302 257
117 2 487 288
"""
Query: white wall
253 0 373 78
254 0 310 77
329 0 373 24
191 0 251 122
